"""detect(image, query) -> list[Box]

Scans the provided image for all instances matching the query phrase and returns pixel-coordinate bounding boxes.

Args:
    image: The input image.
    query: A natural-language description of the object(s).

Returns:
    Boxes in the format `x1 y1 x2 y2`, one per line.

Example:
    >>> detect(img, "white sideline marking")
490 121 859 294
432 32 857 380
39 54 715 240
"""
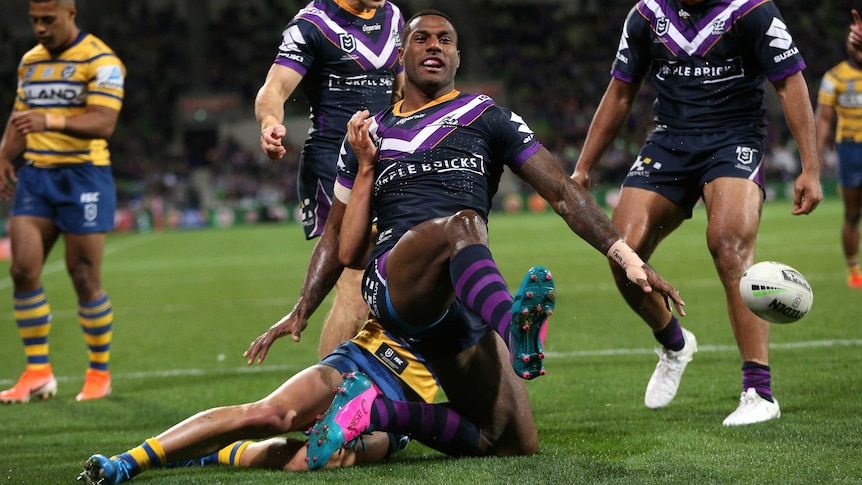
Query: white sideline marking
2 339 860 387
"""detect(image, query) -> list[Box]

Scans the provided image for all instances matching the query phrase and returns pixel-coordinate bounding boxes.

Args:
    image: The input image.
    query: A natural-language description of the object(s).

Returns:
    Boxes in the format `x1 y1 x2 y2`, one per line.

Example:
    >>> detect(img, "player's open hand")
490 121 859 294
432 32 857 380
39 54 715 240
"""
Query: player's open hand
642 264 687 317
243 311 307 365
850 9 862 50
260 124 288 160
10 110 47 135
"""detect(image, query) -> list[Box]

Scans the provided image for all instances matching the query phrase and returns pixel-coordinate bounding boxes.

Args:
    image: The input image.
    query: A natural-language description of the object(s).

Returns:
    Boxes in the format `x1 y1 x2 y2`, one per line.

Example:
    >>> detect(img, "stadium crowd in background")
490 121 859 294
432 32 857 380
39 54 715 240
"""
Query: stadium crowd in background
0 0 850 218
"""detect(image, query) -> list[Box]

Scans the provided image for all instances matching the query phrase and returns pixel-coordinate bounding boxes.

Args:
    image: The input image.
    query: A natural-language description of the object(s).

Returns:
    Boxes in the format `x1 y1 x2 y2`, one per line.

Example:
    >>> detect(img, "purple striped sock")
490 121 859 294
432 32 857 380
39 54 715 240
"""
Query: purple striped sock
450 244 513 339
742 361 773 402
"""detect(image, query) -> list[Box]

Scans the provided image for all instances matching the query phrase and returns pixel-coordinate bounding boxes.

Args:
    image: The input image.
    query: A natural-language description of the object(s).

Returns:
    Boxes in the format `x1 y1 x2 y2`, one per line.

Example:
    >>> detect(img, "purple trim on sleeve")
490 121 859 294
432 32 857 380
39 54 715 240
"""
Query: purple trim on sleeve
274 57 308 77
509 142 542 172
766 61 806 83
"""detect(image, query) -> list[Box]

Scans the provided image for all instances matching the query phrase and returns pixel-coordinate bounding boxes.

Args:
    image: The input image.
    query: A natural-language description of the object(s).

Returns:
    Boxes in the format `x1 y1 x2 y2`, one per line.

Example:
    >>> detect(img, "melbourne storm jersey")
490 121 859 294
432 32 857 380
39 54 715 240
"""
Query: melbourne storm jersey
335 91 541 260
612 0 805 135
818 61 862 144
275 0 404 149
15 32 125 167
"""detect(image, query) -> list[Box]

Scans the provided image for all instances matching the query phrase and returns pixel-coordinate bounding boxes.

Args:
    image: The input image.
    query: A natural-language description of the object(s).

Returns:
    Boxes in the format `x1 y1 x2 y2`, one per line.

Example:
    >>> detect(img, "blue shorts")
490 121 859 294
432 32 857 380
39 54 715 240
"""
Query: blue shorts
12 164 116 233
320 340 412 403
624 131 766 218
362 250 492 357
836 142 862 189
297 145 338 240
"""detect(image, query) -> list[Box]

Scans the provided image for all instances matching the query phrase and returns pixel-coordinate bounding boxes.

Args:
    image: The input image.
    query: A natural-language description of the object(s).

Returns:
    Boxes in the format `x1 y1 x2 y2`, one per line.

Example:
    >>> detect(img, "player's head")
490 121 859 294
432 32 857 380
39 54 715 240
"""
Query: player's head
399 10 461 96
29 0 78 53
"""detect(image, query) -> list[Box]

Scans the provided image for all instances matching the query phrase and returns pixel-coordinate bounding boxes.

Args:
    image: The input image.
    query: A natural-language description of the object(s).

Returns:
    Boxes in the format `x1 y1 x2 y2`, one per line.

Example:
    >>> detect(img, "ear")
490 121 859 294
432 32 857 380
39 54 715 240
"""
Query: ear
456 50 461 69
398 47 404 65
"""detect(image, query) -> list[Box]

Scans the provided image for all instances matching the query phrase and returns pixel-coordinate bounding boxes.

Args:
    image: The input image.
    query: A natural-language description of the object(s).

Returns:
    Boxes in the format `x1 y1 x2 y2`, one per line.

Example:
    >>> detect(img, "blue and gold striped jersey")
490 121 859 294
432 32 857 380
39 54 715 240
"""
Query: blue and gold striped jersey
15 32 125 167
818 60 862 143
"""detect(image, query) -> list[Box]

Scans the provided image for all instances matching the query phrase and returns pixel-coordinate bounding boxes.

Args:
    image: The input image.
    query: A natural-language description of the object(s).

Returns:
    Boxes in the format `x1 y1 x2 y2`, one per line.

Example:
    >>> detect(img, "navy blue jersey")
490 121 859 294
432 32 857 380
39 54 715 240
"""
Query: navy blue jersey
335 91 541 260
612 0 806 135
275 0 404 149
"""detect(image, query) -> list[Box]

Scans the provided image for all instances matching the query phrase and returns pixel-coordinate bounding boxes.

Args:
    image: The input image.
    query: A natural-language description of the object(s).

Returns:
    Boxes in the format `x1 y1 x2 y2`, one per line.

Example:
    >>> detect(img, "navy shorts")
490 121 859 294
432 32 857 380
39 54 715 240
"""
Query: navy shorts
624 131 766 218
362 250 492 358
319 340 411 403
12 164 116 233
836 142 862 188
297 145 337 240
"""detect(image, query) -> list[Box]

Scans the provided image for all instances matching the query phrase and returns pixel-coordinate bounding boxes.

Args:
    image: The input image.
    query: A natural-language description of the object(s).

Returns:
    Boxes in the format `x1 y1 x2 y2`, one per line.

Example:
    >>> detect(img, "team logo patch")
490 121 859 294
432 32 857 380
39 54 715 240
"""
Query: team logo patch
375 342 408 375
84 203 98 222
711 19 725 35
340 33 356 53
61 65 76 79
655 17 669 36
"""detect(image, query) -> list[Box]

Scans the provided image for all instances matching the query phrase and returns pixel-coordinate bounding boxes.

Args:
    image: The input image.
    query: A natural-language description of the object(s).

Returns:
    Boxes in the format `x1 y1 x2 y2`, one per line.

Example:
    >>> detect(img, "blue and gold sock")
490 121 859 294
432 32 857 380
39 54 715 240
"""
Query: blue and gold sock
114 437 166 477
14 288 52 371
215 441 251 466
79 295 113 371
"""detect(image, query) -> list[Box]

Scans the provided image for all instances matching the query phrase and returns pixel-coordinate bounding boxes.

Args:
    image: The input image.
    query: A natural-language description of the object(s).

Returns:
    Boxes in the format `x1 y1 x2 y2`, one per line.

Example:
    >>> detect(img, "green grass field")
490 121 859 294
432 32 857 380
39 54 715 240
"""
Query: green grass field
1 198 860 484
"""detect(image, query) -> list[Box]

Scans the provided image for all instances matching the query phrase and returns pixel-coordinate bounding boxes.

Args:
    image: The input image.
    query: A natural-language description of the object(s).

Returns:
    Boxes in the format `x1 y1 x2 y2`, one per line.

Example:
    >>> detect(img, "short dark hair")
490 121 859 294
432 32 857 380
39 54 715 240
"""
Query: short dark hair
401 9 456 42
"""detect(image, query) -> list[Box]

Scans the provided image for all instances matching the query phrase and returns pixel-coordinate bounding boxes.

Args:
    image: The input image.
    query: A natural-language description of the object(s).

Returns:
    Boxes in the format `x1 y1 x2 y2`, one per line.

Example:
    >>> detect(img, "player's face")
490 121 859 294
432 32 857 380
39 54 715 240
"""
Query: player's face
29 1 76 53
400 15 460 95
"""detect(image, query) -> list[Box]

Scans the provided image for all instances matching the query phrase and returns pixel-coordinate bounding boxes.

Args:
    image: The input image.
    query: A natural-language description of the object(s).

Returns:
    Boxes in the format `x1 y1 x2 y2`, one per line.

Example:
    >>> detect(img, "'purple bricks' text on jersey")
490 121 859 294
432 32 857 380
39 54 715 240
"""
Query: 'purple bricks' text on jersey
612 0 805 135
336 91 541 260
275 0 404 148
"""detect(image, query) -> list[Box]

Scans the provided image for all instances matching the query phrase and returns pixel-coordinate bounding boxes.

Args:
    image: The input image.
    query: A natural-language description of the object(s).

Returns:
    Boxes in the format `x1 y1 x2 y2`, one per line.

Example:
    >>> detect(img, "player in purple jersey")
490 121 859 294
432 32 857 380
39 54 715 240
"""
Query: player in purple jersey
254 0 405 359
243 10 685 469
571 0 823 425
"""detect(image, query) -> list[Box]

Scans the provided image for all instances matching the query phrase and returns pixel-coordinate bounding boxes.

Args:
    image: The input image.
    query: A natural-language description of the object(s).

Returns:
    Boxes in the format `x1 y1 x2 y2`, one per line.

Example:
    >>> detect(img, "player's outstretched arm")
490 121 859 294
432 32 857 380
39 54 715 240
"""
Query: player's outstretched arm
519 146 685 315
244 200 351 364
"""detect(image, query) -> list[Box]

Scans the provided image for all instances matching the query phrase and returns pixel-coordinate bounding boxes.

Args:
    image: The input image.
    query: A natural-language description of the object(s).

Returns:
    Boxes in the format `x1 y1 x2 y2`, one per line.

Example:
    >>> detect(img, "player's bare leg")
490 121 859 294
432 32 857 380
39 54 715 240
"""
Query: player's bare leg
318 267 368 358
610 187 696 409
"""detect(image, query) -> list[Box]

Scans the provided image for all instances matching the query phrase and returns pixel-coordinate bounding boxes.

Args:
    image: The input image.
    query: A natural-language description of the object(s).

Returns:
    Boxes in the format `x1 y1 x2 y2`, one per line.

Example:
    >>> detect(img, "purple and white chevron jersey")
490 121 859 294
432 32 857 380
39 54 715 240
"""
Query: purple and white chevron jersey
611 0 806 135
275 0 404 147
336 91 542 259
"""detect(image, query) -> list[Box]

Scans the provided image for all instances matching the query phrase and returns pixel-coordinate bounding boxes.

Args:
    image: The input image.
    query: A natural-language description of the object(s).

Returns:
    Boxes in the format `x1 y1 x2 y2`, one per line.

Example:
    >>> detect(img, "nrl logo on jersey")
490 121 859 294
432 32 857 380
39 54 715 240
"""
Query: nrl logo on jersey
340 33 356 53
655 17 669 36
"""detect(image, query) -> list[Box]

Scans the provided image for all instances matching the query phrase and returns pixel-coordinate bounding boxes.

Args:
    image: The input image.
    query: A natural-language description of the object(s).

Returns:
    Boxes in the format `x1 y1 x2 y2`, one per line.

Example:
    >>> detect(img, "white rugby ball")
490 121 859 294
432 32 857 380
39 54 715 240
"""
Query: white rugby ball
739 261 813 323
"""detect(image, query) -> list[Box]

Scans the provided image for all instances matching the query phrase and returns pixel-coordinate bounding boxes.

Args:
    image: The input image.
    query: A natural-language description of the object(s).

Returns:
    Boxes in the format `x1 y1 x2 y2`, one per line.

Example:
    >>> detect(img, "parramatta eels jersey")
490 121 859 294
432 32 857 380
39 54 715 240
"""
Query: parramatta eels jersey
818 61 862 144
335 90 542 261
612 0 805 135
15 32 125 167
275 0 404 148
350 318 438 403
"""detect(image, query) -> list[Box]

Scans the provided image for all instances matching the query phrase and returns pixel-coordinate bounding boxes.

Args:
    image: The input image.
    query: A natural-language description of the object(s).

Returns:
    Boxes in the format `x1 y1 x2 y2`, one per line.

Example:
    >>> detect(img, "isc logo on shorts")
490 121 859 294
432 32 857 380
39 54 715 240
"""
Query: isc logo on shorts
80 192 100 203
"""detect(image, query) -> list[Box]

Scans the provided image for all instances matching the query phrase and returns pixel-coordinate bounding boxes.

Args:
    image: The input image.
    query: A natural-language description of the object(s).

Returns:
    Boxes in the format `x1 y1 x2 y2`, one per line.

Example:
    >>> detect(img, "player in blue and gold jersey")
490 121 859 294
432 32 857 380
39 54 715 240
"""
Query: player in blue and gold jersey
816 10 862 289
254 0 406 361
572 0 822 425
0 0 125 403
78 316 440 482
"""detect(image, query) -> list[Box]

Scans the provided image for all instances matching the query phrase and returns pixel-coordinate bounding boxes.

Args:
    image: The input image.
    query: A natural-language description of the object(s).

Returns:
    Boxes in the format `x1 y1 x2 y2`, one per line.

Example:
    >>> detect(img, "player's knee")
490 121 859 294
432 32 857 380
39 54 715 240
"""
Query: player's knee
8 262 39 288
237 402 296 434
445 210 487 242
